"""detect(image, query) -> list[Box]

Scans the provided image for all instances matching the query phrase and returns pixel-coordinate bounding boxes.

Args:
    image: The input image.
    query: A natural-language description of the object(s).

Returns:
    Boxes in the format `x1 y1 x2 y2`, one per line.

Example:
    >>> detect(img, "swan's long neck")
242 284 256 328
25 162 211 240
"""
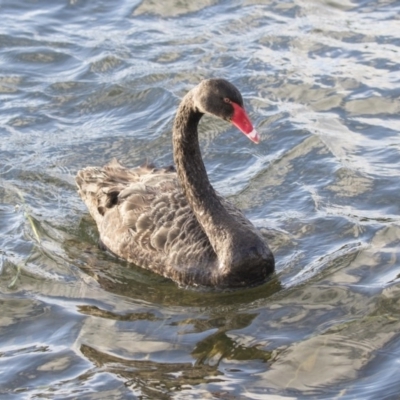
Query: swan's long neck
173 92 243 267
172 89 274 285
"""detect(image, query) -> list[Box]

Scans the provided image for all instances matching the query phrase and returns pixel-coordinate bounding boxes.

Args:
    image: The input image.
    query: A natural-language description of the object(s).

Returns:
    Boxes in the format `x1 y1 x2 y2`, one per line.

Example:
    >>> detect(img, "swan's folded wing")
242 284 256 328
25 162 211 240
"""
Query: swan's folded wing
76 159 185 255
118 181 189 253
77 159 219 281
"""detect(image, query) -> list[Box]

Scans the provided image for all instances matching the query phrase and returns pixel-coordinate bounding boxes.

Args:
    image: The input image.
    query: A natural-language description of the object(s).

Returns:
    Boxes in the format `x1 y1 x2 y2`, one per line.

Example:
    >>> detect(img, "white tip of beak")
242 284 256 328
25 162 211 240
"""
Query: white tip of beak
247 128 260 144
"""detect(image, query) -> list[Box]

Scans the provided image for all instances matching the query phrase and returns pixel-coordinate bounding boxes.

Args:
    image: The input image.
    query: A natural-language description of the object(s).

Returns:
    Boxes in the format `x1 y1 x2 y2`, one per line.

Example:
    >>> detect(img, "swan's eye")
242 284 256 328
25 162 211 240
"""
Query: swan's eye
223 97 231 104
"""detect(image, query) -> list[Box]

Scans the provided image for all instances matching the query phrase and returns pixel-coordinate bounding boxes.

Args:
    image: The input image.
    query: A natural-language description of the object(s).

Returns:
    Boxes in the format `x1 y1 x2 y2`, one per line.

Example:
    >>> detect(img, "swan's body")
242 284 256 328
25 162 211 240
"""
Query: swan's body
76 79 274 288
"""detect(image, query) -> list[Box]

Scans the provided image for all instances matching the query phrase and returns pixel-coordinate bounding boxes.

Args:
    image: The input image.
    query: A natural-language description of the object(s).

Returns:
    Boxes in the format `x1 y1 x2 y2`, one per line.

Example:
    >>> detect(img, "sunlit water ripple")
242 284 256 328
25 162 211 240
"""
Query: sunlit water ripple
1 0 400 398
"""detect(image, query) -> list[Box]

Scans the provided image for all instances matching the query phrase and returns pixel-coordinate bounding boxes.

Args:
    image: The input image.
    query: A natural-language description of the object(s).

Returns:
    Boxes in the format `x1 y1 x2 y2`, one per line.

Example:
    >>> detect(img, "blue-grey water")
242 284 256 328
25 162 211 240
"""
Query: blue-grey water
1 0 400 399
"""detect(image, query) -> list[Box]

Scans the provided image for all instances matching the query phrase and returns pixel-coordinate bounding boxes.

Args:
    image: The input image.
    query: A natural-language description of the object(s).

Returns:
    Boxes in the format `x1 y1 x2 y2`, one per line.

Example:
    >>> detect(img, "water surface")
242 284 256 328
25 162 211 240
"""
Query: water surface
1 0 400 398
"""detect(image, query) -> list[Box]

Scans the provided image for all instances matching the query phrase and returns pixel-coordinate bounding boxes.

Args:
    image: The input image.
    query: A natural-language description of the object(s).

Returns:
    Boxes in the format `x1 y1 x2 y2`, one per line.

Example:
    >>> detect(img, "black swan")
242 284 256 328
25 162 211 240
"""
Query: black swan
76 79 275 288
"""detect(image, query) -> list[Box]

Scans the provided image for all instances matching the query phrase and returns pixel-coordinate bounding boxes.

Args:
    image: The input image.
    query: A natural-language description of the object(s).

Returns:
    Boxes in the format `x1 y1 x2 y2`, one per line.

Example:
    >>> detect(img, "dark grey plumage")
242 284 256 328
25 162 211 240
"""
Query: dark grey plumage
76 79 275 288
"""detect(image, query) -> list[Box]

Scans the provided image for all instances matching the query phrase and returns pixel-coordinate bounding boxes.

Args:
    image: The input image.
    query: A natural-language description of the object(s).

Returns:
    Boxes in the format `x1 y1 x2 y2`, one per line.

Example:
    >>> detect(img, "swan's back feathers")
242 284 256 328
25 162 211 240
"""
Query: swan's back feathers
77 158 174 223
76 159 218 284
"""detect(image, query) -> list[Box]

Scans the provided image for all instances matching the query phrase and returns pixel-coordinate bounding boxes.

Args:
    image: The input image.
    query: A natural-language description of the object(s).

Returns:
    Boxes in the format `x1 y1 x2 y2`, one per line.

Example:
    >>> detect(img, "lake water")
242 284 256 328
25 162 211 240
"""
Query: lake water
1 0 400 398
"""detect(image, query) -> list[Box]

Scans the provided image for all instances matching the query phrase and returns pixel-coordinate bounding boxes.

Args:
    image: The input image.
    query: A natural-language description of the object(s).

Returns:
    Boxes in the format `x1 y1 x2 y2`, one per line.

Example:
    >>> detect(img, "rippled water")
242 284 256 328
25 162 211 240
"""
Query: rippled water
1 0 400 398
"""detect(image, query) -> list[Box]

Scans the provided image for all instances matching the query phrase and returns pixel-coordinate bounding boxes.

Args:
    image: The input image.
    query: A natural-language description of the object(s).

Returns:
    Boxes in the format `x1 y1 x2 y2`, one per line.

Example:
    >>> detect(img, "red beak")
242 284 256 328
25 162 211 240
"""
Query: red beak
230 102 260 144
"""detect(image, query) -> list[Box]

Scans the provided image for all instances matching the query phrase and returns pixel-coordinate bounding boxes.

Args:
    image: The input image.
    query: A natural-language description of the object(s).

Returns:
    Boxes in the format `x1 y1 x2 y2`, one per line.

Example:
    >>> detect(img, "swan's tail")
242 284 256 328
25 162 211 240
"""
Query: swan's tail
76 166 109 226
75 159 131 224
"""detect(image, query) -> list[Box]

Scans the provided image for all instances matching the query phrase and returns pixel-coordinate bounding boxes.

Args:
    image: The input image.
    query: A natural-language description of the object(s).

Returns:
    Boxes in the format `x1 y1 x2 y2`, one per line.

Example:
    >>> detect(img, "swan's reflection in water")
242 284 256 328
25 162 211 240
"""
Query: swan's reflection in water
68 224 280 397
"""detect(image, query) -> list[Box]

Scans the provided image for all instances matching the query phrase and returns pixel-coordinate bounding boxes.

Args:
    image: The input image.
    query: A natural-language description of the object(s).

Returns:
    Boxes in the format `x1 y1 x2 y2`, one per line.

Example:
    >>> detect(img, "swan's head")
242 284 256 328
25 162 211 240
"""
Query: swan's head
193 79 260 144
